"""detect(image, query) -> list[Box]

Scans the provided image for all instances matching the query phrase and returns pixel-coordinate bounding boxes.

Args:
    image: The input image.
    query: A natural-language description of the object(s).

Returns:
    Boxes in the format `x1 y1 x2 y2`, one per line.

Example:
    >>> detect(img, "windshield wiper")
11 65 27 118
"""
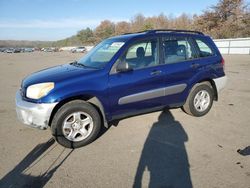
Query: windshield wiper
70 61 86 68
70 60 99 69
70 60 80 66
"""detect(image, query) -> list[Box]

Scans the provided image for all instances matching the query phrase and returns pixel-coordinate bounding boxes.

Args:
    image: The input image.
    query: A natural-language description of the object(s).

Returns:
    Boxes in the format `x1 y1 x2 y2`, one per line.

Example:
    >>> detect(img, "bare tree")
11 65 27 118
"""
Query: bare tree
94 20 115 42
194 0 249 38
115 21 131 35
130 14 146 32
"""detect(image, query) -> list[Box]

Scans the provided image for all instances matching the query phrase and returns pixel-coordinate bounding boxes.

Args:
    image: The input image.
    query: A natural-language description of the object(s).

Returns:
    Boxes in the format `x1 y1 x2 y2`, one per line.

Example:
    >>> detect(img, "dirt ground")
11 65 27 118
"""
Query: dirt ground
0 52 249 188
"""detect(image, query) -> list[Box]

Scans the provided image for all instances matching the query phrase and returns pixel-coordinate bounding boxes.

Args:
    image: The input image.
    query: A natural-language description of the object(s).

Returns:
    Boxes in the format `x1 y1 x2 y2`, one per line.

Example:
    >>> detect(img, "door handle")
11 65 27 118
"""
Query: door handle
150 70 162 76
190 63 200 68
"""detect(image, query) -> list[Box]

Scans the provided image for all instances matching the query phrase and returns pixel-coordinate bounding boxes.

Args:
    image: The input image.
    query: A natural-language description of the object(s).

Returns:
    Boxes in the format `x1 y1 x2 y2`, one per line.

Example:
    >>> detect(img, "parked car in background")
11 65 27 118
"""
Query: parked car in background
0 48 7 52
43 47 56 52
4 48 22 53
5 48 15 53
24 48 34 52
71 46 86 53
59 46 77 52
16 29 227 148
0 47 34 53
16 48 22 53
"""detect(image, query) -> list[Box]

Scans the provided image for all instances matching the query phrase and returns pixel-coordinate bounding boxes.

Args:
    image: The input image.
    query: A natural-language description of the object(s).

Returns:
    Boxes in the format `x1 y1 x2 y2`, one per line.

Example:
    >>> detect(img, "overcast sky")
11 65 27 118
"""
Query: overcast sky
0 0 235 41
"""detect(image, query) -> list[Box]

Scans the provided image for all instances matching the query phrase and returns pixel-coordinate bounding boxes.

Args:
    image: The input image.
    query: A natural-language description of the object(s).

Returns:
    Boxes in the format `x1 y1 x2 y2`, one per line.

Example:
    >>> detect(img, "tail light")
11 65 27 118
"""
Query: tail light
221 57 225 70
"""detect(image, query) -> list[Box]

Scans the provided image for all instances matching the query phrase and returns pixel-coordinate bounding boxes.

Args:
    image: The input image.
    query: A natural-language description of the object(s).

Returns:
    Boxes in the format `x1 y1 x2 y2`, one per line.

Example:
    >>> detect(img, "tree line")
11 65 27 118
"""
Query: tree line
52 0 248 47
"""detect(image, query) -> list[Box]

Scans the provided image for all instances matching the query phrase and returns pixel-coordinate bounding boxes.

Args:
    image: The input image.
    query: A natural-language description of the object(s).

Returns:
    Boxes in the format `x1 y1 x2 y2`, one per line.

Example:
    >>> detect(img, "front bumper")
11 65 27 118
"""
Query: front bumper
15 92 58 130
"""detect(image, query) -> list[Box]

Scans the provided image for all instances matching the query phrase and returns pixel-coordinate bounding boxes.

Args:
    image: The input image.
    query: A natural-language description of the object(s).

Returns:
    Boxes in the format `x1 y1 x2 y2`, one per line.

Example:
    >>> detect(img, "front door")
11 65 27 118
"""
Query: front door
108 37 166 118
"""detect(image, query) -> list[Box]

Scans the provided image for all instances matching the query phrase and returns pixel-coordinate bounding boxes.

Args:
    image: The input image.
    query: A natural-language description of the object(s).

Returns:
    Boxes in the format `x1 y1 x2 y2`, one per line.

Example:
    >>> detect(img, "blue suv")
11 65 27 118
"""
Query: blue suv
16 30 227 148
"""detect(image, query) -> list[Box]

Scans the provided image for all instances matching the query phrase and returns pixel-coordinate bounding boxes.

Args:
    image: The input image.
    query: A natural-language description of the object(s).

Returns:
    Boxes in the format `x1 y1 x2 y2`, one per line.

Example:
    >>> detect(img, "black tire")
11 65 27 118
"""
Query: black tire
182 82 214 117
51 100 101 148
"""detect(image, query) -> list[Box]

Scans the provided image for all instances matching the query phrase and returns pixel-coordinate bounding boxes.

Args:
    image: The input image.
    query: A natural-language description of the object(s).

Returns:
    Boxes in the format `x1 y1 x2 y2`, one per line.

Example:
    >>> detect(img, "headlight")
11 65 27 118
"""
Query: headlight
26 82 54 99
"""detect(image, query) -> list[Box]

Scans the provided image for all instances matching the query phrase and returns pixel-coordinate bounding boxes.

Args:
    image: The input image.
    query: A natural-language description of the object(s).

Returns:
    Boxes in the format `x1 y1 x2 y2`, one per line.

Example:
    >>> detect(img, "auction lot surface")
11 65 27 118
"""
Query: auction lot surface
0 52 249 188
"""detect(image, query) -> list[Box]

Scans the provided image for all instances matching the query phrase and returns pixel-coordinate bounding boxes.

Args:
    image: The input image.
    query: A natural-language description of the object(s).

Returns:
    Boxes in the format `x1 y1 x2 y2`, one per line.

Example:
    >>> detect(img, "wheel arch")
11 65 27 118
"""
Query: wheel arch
48 94 108 128
188 78 218 101
197 79 218 101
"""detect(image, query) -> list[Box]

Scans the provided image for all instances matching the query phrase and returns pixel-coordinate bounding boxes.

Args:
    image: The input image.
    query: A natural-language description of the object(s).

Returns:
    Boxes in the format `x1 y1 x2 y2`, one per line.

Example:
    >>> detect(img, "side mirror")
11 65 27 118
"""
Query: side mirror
116 61 133 73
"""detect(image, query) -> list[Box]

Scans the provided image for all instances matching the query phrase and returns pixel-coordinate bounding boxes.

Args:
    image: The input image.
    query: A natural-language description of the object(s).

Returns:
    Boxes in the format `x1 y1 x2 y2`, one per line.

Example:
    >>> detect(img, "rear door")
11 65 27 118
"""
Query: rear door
159 35 201 105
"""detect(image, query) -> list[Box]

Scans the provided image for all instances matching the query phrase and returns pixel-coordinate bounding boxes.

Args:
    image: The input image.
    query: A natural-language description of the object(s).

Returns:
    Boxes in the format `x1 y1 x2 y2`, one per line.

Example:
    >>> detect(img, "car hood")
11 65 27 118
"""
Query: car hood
22 63 97 88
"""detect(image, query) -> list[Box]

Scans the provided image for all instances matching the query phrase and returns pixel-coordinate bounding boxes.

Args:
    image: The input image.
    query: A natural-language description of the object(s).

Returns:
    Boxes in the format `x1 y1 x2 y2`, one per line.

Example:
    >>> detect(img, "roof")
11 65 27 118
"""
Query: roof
109 29 205 42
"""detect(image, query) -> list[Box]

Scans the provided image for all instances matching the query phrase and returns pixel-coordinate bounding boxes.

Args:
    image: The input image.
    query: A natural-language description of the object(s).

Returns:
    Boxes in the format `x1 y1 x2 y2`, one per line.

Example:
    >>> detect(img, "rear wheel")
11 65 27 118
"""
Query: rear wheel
182 83 214 117
51 100 101 148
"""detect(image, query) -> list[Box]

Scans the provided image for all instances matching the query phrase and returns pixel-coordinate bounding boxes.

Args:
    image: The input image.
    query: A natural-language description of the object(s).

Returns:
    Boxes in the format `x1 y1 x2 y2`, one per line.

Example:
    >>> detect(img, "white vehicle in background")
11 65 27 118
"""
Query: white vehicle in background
71 46 86 53
59 46 77 52
84 46 94 52
42 47 58 52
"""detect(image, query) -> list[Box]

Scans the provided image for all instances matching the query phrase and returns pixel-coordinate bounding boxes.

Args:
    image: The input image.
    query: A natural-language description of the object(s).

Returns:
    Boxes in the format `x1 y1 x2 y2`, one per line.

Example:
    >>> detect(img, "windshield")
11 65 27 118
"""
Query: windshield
77 39 125 69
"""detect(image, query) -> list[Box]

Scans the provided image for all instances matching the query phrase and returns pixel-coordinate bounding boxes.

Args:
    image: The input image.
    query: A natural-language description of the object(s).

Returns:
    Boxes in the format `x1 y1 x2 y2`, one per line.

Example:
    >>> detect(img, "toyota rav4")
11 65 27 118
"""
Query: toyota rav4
16 29 227 148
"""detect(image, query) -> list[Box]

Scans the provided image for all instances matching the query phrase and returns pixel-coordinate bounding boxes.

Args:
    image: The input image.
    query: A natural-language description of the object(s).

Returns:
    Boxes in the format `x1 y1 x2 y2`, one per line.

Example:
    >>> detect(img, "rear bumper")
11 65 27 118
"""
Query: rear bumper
15 92 58 130
213 76 227 92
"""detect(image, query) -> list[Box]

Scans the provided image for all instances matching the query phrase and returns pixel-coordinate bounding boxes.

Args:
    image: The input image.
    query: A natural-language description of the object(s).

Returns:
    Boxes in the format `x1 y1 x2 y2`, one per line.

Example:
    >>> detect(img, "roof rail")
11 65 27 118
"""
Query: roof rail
122 30 148 35
146 29 204 35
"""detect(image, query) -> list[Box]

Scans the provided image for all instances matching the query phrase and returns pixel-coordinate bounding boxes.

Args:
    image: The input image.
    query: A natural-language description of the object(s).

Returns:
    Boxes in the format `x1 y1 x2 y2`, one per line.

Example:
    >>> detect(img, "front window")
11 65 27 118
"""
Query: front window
123 39 159 70
78 39 125 69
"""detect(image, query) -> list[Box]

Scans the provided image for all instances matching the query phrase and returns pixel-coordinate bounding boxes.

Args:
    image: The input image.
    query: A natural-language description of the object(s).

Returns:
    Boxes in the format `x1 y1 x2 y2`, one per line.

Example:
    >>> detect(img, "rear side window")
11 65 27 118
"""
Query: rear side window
163 37 196 64
195 39 214 57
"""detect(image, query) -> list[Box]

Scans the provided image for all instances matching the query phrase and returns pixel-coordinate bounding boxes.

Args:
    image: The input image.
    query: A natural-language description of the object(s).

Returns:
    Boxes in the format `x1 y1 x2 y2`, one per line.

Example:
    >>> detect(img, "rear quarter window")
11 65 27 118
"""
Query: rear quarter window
195 38 214 57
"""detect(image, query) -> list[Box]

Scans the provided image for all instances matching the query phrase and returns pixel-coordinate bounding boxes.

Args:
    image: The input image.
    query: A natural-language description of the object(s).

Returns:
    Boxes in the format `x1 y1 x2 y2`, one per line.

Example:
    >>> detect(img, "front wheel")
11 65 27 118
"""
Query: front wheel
51 100 101 148
182 83 214 117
